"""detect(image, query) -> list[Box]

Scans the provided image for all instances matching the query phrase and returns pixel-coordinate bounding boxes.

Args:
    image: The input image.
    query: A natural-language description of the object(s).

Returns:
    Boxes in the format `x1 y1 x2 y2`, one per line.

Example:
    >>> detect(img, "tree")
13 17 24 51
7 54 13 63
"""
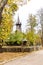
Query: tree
26 31 41 46
37 8 43 46
35 34 41 45
0 14 13 41
0 0 18 42
6 30 24 45
0 0 8 24
26 31 35 46
27 14 37 32
0 0 23 24
26 14 38 46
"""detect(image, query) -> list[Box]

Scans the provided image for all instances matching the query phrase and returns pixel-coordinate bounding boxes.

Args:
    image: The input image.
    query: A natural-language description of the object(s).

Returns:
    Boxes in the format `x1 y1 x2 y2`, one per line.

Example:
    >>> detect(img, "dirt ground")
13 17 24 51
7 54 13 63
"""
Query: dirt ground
0 52 28 62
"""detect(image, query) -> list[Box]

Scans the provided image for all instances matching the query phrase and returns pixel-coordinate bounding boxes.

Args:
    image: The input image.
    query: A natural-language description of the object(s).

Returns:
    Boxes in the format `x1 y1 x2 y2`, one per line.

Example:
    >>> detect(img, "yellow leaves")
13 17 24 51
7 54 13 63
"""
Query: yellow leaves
9 3 18 12
26 31 41 46
3 7 9 13
8 0 11 4
0 14 13 40
0 0 18 41
26 31 36 43
7 0 14 5
2 0 18 16
0 0 18 40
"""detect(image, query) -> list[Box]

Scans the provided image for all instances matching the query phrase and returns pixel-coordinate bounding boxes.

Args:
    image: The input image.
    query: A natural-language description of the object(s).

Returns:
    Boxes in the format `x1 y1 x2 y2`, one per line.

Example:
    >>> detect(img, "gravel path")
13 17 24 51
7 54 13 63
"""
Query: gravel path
4 50 43 65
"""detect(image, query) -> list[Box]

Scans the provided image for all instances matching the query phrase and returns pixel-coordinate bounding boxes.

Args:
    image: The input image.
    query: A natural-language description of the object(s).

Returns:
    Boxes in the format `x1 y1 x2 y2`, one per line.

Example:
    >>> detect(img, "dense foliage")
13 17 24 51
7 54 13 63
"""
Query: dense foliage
26 31 41 46
0 0 18 41
26 14 41 46
5 31 25 45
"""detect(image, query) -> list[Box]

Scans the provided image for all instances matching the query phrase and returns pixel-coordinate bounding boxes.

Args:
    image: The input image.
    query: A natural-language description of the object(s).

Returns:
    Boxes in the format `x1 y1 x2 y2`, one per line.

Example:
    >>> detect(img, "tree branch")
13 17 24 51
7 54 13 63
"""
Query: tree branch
0 0 8 24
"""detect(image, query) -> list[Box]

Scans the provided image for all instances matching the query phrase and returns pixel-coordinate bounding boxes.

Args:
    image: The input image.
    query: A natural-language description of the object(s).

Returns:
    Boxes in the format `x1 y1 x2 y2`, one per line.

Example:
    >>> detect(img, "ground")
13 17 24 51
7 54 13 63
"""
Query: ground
0 52 28 65
3 50 43 65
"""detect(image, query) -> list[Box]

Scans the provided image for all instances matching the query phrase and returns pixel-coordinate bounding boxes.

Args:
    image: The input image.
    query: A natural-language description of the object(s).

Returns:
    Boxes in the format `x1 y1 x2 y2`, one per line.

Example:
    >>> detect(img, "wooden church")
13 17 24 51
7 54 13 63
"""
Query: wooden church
16 16 22 31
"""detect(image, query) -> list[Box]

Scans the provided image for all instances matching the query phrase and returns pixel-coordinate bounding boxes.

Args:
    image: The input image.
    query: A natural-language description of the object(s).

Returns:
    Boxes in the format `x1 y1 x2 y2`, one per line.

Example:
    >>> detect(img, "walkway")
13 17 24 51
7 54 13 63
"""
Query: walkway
4 50 43 65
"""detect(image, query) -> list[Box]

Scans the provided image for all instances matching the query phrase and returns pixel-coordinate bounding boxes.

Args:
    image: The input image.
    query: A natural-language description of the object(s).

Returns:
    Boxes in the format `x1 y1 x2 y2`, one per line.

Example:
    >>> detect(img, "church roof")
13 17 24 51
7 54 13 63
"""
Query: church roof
16 16 21 25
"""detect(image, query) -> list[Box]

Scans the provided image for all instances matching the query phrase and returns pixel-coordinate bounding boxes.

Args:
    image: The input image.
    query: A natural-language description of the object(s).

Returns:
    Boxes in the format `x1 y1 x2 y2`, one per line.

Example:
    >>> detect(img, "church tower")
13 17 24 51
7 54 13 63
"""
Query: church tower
16 16 21 31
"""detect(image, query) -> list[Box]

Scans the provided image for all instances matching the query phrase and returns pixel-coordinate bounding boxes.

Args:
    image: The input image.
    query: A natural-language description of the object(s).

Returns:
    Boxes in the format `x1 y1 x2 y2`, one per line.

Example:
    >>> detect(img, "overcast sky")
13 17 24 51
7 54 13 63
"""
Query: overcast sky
13 0 43 33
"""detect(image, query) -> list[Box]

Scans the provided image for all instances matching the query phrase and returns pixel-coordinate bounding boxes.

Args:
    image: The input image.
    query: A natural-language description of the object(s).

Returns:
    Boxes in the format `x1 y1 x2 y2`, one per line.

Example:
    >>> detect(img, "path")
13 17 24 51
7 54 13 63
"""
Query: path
4 50 43 65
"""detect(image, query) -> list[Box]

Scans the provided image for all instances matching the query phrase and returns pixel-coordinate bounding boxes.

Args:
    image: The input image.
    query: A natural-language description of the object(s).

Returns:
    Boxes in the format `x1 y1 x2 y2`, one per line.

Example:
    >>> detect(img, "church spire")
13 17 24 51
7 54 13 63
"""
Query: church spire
17 15 21 24
16 15 21 31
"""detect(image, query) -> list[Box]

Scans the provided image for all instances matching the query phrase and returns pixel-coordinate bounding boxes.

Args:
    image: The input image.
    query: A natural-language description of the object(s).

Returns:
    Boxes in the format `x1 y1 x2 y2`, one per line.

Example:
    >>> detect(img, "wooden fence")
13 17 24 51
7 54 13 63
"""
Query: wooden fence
0 46 42 52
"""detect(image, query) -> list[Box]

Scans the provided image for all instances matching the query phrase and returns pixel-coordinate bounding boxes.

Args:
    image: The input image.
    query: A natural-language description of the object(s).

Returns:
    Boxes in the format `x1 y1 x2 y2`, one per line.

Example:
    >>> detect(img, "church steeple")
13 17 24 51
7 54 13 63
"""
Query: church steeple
16 15 21 31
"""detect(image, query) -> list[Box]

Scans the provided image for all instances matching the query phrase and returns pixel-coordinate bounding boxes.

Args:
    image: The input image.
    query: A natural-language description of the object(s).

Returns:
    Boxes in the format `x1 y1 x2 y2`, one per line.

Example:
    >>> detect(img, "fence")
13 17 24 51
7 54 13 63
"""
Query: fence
0 46 42 52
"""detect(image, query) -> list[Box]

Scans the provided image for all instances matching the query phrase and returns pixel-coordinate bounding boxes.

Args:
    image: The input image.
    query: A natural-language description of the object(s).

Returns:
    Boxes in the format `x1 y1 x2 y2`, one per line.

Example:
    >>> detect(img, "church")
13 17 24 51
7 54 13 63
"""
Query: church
16 15 22 32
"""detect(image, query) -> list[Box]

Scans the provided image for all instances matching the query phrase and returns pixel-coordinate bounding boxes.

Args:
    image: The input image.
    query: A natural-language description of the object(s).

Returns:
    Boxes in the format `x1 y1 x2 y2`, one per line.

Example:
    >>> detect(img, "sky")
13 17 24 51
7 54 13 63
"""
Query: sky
13 0 43 33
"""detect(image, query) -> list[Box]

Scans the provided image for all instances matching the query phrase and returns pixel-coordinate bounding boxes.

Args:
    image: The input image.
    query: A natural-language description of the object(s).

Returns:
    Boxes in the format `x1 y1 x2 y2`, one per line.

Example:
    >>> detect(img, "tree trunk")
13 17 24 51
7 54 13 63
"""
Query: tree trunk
0 0 8 24
0 0 8 43
41 38 43 46
41 28 43 47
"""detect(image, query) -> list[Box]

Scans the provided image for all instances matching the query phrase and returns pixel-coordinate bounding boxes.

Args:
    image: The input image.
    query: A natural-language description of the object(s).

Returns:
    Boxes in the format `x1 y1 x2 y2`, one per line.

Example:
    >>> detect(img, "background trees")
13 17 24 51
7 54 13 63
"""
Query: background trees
27 14 37 32
26 14 41 46
37 8 43 46
0 0 42 46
